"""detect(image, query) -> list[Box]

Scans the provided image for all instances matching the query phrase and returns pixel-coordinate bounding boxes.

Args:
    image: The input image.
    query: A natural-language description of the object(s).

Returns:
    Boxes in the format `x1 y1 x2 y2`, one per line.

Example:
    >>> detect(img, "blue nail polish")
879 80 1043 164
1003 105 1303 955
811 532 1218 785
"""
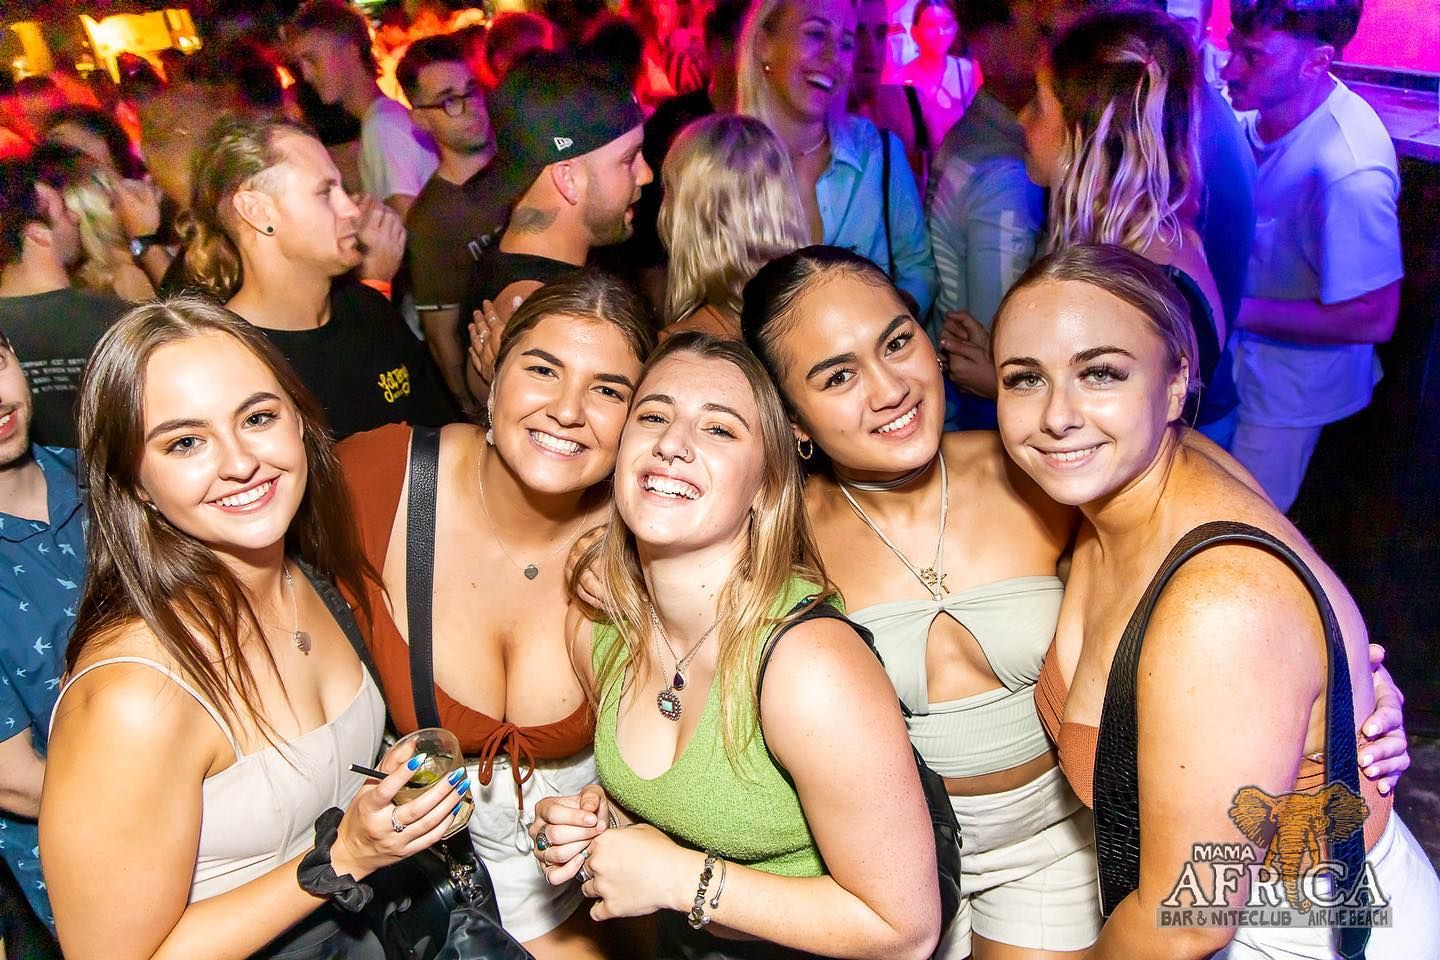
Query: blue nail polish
447 768 465 785
407 752 429 771
458 778 471 796
452 802 463 816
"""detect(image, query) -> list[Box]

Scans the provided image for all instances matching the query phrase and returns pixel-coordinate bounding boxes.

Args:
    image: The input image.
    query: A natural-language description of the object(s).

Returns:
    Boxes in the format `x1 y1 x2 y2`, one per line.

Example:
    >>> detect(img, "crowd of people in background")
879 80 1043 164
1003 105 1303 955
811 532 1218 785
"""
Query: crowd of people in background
0 0 1437 957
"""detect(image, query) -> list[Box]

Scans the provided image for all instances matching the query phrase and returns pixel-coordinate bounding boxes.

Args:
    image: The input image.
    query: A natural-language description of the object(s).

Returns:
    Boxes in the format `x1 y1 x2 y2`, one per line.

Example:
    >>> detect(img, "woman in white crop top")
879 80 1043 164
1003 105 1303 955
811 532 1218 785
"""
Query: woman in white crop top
40 300 467 960
739 247 1413 960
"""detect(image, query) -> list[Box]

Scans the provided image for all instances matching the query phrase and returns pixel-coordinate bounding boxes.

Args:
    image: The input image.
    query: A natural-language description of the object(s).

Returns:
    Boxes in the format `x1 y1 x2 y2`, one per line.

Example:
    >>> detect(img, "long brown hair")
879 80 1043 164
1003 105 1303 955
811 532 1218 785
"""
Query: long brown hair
575 332 836 768
71 296 377 735
185 113 310 302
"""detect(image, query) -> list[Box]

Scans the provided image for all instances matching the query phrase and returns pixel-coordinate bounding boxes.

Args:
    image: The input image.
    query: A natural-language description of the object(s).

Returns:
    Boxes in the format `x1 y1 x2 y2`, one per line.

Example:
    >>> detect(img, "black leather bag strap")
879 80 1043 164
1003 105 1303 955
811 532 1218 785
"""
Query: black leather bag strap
757 598 911 718
298 560 385 694
879 130 896 280
407 425 444 730
1093 520 1368 959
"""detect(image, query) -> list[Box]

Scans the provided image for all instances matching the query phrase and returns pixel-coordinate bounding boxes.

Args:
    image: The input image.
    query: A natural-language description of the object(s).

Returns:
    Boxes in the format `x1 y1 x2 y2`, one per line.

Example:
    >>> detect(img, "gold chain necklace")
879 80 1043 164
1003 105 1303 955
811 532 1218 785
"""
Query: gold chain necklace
837 455 950 599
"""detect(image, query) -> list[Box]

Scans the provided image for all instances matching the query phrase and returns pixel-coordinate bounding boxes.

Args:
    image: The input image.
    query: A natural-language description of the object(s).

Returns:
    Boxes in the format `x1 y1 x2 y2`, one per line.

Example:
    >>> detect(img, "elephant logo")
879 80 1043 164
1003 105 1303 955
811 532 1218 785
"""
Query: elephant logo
1228 783 1369 912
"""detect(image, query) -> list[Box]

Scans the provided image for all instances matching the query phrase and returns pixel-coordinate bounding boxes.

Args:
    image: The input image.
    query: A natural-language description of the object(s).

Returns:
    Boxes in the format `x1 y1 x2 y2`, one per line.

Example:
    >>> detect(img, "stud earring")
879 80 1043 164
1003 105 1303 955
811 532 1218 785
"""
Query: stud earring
264 225 275 234
763 61 772 75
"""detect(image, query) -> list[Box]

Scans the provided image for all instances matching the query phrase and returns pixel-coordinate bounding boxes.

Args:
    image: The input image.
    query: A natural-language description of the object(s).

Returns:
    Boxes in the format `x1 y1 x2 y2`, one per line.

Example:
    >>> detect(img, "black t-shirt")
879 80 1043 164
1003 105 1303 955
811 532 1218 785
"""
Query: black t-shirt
258 280 458 441
459 250 579 344
0 288 128 448
407 169 510 313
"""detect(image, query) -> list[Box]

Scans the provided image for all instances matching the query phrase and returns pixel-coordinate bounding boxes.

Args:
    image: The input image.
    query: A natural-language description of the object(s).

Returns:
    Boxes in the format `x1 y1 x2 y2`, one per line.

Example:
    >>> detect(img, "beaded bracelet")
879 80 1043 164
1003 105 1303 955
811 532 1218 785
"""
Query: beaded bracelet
686 852 720 929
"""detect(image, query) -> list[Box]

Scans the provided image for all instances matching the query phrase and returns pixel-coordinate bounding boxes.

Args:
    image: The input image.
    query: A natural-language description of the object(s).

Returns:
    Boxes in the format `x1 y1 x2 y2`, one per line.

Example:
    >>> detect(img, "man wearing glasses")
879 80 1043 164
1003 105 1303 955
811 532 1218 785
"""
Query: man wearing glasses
399 34 503 416
1222 0 1402 512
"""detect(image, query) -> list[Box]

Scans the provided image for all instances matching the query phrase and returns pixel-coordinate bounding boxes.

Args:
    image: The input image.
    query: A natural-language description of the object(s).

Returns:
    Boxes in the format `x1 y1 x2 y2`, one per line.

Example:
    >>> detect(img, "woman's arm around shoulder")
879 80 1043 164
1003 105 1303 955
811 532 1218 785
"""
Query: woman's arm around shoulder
1086 547 1327 959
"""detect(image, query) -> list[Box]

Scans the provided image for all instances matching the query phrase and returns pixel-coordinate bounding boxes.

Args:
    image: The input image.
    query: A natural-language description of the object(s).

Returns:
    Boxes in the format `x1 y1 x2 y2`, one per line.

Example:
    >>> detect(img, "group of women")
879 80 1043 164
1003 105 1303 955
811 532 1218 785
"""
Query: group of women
30 4 1440 960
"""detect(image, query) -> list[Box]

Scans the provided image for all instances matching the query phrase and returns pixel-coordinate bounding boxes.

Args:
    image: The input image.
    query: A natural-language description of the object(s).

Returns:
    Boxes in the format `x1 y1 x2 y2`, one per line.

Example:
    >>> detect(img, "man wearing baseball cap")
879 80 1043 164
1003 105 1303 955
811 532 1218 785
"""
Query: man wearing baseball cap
461 51 651 402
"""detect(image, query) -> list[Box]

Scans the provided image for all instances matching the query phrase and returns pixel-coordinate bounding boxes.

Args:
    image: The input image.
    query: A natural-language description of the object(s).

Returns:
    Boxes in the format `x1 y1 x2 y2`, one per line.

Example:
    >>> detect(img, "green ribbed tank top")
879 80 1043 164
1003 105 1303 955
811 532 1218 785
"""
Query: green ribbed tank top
592 579 829 877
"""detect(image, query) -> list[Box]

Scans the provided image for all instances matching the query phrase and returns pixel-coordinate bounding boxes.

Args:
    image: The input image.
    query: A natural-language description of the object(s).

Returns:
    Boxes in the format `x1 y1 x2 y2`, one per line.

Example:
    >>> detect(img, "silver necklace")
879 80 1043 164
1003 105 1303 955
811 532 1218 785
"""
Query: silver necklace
838 455 950 599
794 129 829 158
476 454 593 580
838 459 933 492
282 563 311 655
647 603 719 722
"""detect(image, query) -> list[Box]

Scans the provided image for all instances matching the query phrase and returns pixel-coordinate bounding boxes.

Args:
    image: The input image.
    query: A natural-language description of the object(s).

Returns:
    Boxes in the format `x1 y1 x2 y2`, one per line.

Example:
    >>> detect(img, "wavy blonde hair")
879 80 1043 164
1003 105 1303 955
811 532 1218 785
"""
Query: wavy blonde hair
659 115 809 326
1043 8 1200 257
185 113 310 302
62 165 133 297
574 332 836 770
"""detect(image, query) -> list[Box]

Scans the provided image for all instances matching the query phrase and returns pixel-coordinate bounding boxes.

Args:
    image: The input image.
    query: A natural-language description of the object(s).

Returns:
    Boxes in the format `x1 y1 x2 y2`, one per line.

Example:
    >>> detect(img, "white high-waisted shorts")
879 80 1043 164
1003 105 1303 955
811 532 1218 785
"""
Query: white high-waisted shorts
464 750 596 944
1219 813 1440 959
937 764 1103 957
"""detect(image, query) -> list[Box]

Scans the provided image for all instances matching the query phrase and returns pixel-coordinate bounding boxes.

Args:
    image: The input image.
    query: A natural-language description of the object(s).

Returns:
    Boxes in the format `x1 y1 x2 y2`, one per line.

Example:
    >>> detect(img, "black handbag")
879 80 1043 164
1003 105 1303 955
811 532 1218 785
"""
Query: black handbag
1093 521 1369 960
753 598 963 958
298 426 532 960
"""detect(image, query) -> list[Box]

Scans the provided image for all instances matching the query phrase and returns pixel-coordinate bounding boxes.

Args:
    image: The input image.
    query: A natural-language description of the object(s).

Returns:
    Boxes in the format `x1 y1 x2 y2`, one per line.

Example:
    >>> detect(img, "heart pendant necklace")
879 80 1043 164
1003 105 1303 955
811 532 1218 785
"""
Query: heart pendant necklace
647 603 719 722
477 448 594 581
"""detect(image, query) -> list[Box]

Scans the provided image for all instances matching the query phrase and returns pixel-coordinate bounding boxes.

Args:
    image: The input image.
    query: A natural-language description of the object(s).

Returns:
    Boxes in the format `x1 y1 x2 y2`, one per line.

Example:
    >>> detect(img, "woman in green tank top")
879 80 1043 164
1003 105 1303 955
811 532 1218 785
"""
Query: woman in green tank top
529 334 942 959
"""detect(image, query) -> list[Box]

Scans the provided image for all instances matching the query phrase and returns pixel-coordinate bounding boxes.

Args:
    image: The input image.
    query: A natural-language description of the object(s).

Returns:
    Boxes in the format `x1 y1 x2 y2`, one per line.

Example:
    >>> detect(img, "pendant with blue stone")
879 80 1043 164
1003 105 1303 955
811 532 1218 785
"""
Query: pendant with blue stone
657 687 682 721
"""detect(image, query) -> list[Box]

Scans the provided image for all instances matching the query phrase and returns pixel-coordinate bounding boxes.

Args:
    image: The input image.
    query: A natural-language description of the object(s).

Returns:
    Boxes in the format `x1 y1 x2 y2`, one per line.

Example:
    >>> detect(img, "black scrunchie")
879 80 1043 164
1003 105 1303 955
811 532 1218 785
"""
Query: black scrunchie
297 807 374 912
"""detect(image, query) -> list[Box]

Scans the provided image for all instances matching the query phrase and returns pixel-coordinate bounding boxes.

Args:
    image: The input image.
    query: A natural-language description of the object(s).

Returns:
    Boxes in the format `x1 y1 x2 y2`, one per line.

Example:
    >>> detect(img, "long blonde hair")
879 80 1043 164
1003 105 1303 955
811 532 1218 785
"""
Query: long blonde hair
659 115 809 326
1044 8 1200 256
62 164 133 297
577 332 835 767
185 113 310 302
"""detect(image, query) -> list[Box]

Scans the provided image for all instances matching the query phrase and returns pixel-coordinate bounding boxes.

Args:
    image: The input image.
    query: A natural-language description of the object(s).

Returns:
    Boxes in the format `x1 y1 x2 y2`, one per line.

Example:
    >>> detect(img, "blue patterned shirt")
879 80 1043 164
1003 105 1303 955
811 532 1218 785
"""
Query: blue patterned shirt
0 445 86 927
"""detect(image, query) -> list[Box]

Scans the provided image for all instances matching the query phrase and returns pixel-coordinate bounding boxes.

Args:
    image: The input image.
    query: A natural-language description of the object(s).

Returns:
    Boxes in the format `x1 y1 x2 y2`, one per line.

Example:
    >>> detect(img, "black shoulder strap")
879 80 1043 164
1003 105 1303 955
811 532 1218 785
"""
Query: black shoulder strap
903 83 929 157
879 129 896 280
406 425 443 730
1093 520 1368 959
297 560 384 692
756 598 909 720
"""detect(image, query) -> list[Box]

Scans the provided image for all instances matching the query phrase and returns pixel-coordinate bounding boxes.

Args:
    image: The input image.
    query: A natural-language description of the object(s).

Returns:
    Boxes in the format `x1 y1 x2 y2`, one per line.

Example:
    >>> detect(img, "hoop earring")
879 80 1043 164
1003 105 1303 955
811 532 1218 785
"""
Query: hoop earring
796 438 814 461
485 401 495 446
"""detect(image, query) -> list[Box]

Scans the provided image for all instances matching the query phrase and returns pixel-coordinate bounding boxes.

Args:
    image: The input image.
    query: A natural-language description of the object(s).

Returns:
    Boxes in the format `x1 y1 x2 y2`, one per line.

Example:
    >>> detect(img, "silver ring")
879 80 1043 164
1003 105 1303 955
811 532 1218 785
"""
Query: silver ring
391 806 406 834
578 865 591 884
534 829 550 852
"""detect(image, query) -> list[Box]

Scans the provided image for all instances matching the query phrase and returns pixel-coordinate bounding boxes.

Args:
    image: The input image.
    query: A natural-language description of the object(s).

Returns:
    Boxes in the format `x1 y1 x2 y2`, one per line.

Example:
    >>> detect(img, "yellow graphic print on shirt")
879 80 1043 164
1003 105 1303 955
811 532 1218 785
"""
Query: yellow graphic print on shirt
378 365 412 403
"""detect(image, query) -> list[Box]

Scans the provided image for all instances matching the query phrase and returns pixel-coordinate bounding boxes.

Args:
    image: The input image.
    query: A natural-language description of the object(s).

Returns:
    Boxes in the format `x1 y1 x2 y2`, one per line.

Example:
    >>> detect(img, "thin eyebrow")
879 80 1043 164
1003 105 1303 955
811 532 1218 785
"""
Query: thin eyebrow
145 391 282 442
522 348 565 367
874 314 911 348
1072 346 1136 364
595 373 636 389
703 403 750 430
805 314 913 381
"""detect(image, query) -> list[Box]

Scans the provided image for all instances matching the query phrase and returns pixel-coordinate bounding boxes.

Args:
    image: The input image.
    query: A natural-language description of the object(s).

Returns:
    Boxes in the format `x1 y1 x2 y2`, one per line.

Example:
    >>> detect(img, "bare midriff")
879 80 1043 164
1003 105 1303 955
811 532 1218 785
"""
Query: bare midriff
943 747 1058 797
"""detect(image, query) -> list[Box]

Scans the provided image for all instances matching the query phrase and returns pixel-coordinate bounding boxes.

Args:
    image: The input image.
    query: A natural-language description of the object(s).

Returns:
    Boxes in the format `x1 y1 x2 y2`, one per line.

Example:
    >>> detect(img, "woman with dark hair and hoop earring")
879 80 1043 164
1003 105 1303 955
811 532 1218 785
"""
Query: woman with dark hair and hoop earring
336 270 655 960
530 332 941 959
993 243 1439 957
736 244 1413 960
41 298 464 960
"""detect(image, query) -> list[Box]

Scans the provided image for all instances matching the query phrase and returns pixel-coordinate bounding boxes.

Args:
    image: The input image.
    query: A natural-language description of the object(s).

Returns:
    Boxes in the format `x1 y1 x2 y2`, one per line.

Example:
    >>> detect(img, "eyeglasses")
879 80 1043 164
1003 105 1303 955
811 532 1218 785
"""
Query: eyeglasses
412 88 480 118
1229 0 1345 10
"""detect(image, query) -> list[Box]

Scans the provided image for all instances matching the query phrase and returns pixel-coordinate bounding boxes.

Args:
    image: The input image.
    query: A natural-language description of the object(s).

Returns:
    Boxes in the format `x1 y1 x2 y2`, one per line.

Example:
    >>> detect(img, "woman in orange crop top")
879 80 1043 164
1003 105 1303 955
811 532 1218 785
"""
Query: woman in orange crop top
338 272 655 959
992 244 1440 959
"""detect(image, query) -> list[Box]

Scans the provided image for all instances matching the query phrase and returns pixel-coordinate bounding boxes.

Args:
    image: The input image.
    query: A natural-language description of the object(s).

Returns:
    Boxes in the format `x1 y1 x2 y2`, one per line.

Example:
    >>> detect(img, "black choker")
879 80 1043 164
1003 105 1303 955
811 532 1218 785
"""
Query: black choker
836 458 936 492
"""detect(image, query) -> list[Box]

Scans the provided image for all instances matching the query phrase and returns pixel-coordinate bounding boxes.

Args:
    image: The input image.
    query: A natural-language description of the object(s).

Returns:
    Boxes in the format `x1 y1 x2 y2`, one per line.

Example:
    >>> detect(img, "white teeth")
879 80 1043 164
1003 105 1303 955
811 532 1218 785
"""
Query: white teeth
877 407 918 434
1048 447 1097 463
216 480 273 508
0 414 10 427
805 73 835 91
642 475 700 500
531 431 582 456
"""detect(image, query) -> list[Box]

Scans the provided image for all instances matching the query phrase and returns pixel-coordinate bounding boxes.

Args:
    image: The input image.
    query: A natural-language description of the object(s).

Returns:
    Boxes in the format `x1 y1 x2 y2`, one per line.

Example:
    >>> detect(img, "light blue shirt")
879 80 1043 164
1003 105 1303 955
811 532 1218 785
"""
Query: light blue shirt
818 114 937 317
925 91 1045 334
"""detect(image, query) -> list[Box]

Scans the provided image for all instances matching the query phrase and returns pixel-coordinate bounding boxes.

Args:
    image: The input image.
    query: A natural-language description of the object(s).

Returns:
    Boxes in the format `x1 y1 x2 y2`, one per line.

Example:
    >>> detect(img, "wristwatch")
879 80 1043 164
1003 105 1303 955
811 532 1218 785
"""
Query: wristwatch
129 233 161 258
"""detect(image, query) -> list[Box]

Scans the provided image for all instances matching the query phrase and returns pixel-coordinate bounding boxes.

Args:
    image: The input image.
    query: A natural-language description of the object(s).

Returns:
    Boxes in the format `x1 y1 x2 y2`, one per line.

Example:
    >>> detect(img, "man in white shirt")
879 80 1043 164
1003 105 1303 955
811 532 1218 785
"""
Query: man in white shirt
1222 0 1401 511
287 0 439 219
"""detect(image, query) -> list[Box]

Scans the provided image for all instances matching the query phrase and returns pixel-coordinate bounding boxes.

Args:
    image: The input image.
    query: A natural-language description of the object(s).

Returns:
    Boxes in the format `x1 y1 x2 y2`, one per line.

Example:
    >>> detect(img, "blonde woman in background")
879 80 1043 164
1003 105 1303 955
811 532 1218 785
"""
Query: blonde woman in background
657 114 809 340
59 160 157 302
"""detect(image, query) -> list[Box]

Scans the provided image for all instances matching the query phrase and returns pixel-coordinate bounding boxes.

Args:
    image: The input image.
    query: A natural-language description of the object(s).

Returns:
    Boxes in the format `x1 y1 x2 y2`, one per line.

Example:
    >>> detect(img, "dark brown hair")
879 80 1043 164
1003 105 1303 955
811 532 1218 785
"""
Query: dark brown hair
71 296 377 735
492 270 657 373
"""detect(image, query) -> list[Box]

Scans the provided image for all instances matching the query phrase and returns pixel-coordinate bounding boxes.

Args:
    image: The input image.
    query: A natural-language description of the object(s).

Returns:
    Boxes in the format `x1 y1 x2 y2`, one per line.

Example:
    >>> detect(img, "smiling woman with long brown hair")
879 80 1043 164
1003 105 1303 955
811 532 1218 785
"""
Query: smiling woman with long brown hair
41 298 463 960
